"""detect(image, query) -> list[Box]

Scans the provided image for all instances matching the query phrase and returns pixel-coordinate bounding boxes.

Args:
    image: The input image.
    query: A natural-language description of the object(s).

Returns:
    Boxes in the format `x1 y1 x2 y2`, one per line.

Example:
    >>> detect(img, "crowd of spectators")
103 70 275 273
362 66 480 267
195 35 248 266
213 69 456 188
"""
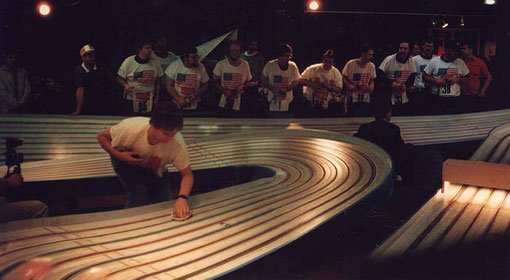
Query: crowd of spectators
0 35 497 118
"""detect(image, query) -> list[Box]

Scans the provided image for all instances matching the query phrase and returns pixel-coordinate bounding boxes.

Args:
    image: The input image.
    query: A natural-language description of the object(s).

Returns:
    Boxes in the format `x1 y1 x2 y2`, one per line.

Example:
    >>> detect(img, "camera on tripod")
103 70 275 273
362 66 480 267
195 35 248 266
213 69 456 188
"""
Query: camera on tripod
4 137 24 175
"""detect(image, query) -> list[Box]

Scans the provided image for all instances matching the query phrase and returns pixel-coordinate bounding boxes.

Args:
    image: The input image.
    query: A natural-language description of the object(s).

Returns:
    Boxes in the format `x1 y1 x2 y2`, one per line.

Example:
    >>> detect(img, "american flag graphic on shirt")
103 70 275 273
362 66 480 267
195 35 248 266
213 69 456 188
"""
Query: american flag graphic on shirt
133 70 155 85
393 70 411 84
273 75 289 90
352 73 371 84
223 72 244 90
352 73 371 103
438 68 459 79
176 73 197 96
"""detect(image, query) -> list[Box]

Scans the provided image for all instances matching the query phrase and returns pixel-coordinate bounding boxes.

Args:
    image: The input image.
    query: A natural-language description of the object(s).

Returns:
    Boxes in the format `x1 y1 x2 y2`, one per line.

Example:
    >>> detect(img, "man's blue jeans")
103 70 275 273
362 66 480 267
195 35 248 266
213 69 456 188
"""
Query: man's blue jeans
110 156 171 208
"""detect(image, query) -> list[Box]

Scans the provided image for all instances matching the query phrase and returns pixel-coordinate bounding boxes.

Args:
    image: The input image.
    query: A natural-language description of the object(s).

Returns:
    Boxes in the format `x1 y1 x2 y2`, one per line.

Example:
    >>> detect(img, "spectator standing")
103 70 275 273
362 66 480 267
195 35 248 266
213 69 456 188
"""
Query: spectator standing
301 49 344 117
379 40 418 115
213 41 252 117
151 36 179 103
342 44 377 117
411 43 422 57
241 39 266 117
0 50 30 114
460 41 492 112
73 45 115 115
260 43 301 117
423 41 470 115
117 40 163 115
30 75 69 114
411 38 436 114
165 46 209 111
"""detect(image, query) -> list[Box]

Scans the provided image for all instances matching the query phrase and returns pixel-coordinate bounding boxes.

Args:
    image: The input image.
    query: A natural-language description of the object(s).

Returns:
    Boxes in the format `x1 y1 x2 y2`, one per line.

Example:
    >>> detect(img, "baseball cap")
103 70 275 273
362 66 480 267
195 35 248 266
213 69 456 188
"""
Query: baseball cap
80 45 95 57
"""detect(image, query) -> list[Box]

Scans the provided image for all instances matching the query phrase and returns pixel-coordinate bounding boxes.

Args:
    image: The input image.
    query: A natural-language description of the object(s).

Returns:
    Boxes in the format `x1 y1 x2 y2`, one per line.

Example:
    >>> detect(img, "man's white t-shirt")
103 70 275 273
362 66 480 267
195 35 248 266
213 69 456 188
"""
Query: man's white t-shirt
424 56 470 97
151 51 178 85
342 59 376 103
379 54 418 105
118 55 163 113
213 58 252 111
151 51 178 72
110 117 190 177
301 63 343 109
412 54 437 89
262 59 301 112
165 60 210 110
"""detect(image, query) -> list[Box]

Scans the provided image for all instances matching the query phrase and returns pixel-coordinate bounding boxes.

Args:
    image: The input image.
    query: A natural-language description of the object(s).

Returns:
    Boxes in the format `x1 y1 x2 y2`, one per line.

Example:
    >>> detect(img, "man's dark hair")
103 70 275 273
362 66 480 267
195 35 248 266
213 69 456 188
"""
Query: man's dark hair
150 102 183 131
137 38 152 51
444 40 459 51
399 38 410 46
424 37 434 45
247 38 259 45
228 40 241 48
322 49 334 60
276 43 293 57
152 34 166 46
360 43 375 55
372 99 392 120
180 45 198 61
460 40 474 49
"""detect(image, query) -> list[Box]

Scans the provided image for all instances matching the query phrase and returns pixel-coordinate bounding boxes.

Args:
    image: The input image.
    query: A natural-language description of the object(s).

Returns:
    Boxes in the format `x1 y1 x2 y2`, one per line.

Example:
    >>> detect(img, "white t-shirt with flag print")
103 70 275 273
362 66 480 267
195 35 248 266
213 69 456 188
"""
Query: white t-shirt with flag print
165 59 210 110
262 59 301 112
118 55 163 113
213 58 252 111
412 54 437 89
342 59 376 104
424 56 470 97
301 63 343 109
379 54 418 105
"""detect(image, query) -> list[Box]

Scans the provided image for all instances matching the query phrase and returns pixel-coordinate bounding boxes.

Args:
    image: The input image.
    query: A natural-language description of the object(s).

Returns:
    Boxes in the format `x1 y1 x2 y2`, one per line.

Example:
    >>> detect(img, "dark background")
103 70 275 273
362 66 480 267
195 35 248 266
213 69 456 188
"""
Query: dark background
1 0 509 107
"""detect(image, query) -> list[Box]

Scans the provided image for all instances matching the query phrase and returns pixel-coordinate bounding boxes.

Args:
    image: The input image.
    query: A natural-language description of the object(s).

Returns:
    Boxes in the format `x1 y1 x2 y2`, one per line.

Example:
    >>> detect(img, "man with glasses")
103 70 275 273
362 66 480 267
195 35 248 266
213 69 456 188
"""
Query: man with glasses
165 46 209 111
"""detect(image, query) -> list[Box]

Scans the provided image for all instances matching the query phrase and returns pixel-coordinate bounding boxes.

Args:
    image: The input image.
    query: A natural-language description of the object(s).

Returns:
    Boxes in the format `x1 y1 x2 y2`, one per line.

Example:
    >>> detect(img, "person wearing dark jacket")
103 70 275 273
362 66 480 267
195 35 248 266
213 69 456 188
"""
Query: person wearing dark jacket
355 100 411 182
355 97 445 191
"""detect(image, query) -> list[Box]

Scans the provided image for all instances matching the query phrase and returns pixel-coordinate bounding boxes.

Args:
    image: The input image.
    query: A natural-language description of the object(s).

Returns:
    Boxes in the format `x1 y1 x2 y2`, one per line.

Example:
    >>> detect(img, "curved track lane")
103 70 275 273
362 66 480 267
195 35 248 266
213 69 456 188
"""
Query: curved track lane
1 109 510 162
0 129 393 279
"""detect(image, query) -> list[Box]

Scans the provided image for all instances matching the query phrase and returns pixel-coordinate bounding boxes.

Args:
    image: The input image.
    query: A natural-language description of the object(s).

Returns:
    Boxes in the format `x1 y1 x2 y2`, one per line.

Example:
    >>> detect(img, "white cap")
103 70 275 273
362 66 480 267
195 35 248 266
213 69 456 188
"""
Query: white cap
80 45 95 57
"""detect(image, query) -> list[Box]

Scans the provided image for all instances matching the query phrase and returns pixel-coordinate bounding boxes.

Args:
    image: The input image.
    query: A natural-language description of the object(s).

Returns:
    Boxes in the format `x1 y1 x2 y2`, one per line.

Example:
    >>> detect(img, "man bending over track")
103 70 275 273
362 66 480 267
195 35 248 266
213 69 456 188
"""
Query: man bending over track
97 102 193 218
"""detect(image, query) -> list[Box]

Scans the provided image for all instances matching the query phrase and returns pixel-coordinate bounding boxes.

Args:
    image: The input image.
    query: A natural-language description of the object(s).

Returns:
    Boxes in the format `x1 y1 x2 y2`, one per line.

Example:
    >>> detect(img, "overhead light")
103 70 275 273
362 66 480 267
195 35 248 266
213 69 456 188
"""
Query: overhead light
37 2 52 16
308 0 320 11
460 16 465 27
431 15 439 27
441 16 449 28
484 0 496 5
